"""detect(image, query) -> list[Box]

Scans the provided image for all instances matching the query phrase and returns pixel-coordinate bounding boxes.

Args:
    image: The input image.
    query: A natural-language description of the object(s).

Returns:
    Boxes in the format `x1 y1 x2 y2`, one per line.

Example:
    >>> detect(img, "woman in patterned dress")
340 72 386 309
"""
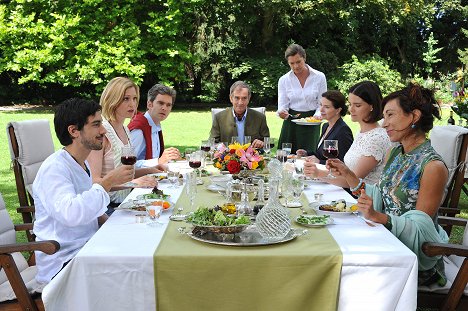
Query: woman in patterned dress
328 83 449 286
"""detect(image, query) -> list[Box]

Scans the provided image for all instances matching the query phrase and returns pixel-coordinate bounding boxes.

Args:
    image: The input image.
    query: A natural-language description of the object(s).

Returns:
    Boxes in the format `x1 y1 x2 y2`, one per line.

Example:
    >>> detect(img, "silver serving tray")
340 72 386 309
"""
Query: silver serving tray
181 227 303 247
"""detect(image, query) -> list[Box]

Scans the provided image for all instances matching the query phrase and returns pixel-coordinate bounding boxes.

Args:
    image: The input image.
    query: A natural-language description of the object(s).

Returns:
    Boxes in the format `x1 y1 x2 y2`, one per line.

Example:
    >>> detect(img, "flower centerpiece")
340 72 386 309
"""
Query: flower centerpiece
213 143 266 174
452 90 468 122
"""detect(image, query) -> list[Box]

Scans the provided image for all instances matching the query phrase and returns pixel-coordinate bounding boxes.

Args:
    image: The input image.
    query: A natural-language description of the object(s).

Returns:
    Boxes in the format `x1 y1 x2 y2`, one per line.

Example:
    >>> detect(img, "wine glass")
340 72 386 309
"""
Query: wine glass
282 143 292 157
121 145 137 165
244 136 251 145
185 147 196 158
323 140 339 178
263 137 271 157
188 150 203 182
146 197 163 227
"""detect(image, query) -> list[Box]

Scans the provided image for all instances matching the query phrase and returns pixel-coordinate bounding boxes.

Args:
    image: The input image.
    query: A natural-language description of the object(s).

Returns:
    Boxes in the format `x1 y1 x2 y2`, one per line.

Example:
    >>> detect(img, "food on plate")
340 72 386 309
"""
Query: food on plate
296 215 331 225
297 116 322 123
150 200 171 210
186 206 250 226
319 199 354 212
144 190 170 200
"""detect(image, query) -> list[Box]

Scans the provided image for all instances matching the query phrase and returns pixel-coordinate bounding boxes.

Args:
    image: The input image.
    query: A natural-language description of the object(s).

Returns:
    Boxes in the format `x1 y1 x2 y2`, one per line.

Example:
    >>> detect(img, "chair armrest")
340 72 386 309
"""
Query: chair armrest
17 205 35 213
0 241 59 255
438 216 468 227
422 242 468 258
14 223 33 232
438 207 461 216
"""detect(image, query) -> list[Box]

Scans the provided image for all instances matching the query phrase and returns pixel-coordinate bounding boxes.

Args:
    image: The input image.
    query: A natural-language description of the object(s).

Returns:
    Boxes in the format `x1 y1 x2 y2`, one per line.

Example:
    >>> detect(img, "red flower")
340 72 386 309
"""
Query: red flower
227 160 241 174
229 149 236 154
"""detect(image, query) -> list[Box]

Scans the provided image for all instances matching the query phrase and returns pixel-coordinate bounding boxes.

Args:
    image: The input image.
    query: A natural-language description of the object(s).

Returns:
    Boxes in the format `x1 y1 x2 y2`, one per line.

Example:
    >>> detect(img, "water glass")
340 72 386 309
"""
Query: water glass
282 143 292 156
231 136 239 144
276 149 287 163
168 170 179 188
263 137 271 156
244 136 251 144
185 171 198 210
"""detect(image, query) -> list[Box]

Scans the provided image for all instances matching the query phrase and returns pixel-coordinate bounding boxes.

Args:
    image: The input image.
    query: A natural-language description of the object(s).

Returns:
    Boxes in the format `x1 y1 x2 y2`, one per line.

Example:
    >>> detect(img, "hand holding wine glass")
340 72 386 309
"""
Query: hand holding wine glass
322 140 339 178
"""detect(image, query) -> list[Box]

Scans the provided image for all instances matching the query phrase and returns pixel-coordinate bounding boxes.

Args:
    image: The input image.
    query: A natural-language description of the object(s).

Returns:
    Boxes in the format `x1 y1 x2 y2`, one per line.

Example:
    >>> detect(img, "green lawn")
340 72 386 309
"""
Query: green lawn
0 107 466 243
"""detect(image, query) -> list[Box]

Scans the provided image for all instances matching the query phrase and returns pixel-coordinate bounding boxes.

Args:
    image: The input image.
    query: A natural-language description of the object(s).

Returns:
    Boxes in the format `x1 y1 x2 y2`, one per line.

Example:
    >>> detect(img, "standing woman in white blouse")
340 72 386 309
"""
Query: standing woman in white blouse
277 44 327 154
304 81 391 187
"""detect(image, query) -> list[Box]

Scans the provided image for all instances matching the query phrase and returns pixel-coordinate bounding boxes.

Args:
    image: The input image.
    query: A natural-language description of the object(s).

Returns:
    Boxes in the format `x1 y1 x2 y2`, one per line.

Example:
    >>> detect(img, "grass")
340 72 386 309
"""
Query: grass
0 106 467 244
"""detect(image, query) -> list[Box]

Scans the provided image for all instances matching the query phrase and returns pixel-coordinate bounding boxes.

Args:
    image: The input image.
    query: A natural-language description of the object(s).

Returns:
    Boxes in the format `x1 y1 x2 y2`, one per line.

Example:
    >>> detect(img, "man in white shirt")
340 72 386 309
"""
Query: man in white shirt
33 98 134 283
128 84 180 168
277 44 327 154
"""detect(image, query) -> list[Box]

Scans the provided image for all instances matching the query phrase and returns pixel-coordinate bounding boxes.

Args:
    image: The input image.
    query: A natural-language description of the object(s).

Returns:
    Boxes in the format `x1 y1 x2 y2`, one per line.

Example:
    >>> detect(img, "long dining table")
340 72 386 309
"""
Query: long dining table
42 170 418 311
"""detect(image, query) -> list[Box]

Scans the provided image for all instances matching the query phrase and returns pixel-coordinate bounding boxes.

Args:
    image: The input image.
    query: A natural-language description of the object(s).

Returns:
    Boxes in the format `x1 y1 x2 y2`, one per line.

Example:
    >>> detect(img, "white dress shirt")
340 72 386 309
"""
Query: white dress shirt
33 149 109 283
130 111 161 168
277 64 327 114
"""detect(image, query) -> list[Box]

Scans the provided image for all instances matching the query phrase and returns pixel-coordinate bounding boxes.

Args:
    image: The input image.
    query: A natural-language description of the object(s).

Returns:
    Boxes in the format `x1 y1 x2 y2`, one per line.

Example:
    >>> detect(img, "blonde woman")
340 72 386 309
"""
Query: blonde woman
88 77 160 213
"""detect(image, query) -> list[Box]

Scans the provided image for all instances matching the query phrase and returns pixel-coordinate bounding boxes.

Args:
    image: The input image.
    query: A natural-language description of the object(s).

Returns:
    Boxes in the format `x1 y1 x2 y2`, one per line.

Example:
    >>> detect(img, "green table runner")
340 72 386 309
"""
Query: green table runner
154 178 342 311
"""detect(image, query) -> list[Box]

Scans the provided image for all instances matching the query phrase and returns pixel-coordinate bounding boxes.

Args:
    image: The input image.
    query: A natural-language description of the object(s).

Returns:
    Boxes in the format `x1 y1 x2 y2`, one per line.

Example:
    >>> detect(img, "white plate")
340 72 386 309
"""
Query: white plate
206 184 225 192
282 200 302 208
295 215 334 227
116 199 174 212
311 201 356 217
291 119 323 126
304 178 326 184
148 173 168 181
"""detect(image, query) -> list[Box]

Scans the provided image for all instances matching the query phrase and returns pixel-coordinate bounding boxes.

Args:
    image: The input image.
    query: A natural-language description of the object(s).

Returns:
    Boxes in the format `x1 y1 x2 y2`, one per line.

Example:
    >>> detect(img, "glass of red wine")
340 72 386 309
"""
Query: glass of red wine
322 140 339 178
188 150 203 183
121 145 137 165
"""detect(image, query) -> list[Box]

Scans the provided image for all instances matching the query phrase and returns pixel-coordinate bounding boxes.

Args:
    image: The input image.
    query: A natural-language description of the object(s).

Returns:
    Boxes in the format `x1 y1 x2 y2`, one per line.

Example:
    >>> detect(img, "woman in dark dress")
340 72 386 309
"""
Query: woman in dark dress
297 90 353 164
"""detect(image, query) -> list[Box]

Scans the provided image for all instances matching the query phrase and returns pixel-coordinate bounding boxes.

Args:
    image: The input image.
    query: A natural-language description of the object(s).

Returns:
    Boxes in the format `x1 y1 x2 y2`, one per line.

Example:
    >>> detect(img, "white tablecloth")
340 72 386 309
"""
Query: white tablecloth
43 179 417 311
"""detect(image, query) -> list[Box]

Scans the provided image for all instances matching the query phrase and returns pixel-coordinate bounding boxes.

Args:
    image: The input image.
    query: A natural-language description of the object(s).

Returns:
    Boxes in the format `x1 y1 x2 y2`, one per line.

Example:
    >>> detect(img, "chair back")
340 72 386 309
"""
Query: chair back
430 125 468 209
211 107 266 122
6 120 55 208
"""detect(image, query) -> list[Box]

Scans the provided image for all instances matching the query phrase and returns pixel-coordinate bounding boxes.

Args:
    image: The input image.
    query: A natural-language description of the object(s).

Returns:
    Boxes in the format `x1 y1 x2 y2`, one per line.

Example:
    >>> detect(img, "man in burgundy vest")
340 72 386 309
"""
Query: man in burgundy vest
128 84 180 167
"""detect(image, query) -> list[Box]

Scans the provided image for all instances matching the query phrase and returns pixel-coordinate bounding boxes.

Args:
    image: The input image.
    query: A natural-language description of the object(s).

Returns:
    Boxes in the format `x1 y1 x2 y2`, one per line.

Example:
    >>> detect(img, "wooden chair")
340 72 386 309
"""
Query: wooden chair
430 125 468 235
0 193 59 311
430 126 468 210
417 216 468 311
6 120 55 242
210 107 266 122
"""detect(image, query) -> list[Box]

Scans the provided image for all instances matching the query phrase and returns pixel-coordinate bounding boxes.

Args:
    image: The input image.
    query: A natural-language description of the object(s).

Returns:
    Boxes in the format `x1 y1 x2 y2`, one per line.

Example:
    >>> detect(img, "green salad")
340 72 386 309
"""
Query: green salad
141 193 170 200
296 215 330 225
186 206 251 226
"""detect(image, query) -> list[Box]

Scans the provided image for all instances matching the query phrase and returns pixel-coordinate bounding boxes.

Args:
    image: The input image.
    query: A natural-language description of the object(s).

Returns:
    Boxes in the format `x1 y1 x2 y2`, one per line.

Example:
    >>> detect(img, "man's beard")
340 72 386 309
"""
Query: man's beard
82 136 103 150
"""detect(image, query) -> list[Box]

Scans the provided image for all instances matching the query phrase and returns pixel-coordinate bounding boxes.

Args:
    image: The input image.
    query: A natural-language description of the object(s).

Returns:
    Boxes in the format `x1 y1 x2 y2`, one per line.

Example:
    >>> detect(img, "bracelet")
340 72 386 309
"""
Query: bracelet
384 214 393 230
350 178 365 196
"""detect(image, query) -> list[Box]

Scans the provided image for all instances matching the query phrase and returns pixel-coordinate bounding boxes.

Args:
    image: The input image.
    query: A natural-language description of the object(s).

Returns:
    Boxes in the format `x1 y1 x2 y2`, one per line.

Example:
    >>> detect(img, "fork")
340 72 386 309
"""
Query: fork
354 213 376 227
288 113 301 119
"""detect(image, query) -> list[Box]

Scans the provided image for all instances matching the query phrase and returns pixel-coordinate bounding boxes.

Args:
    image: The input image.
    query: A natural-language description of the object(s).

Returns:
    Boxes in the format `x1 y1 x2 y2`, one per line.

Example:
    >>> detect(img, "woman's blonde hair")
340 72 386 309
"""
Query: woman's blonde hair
100 77 140 122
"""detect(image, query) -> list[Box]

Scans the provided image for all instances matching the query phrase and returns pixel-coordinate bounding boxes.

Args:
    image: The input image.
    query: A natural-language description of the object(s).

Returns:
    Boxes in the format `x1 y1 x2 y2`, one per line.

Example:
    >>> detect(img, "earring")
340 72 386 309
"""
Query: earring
411 124 416 129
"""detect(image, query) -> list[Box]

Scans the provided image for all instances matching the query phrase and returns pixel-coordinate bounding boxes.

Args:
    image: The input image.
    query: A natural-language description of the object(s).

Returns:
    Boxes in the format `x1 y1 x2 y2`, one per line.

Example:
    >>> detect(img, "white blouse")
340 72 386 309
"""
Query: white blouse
343 127 391 185
277 64 327 113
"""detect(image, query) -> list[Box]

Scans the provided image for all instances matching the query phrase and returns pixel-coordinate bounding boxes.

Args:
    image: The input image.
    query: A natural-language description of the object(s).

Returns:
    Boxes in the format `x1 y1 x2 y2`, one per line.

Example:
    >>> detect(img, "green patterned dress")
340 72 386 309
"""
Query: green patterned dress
378 140 447 285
